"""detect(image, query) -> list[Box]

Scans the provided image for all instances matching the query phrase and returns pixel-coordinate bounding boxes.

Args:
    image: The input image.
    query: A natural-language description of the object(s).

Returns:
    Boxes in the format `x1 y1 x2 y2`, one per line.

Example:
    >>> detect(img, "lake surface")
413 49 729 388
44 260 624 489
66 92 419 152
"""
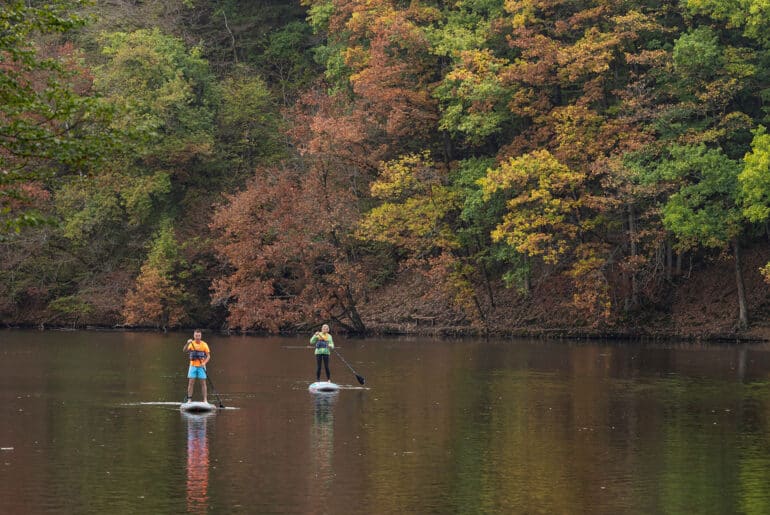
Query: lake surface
2 331 770 514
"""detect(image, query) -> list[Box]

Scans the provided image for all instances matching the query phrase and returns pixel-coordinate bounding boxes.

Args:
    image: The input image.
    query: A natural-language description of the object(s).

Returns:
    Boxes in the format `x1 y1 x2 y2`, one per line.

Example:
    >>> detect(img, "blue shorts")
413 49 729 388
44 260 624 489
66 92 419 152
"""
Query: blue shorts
188 365 207 379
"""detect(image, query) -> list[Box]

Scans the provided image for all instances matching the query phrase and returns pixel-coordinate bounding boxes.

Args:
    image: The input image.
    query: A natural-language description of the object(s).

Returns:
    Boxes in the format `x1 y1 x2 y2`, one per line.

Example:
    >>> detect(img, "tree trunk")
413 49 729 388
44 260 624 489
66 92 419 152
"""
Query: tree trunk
471 293 486 324
343 285 366 333
476 235 495 308
523 254 531 295
442 130 453 164
221 8 238 64
733 240 749 330
628 205 639 309
675 251 682 276
481 261 495 308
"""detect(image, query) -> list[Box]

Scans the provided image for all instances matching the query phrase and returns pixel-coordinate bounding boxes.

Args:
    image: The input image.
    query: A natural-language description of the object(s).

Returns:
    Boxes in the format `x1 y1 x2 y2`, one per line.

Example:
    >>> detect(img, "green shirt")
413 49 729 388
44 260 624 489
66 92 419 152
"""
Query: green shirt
310 333 334 355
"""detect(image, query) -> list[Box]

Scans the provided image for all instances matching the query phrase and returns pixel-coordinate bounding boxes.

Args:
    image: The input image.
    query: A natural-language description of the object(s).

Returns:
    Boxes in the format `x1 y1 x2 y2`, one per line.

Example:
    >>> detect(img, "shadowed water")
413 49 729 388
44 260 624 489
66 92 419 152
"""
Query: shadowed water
1 330 770 514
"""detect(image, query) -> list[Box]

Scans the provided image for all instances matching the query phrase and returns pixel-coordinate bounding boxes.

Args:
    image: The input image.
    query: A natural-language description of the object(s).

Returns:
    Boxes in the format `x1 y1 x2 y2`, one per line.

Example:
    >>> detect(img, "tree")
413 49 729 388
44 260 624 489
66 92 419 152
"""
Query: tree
649 144 748 329
123 220 190 330
434 48 513 146
302 0 440 148
739 127 770 223
216 68 284 178
95 28 216 158
0 0 116 233
739 126 770 283
682 0 770 44
480 150 615 323
358 152 459 258
356 152 490 320
257 21 319 106
53 28 226 328
211 162 367 333
434 0 676 322
52 28 216 268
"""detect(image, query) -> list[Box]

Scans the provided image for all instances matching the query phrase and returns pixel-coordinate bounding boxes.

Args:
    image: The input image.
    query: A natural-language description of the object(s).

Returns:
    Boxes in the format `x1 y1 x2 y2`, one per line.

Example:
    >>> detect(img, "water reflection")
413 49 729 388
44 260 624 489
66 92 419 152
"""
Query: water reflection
3 331 770 514
184 411 214 514
309 391 337 506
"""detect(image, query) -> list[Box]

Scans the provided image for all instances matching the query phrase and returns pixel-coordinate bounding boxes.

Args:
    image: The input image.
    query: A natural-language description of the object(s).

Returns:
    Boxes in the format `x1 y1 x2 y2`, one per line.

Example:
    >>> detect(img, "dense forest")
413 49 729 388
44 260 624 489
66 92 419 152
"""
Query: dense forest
2 0 770 337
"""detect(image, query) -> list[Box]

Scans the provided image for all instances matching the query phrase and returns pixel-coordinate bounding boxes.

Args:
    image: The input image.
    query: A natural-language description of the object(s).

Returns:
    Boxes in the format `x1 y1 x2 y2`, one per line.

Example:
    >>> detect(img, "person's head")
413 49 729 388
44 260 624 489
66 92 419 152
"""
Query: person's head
321 324 330 333
193 329 202 341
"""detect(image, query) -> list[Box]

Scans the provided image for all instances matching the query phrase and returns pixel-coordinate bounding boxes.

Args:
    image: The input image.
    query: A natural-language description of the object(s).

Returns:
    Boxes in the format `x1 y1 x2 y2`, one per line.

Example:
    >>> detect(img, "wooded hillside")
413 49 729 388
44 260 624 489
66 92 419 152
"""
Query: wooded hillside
3 0 770 338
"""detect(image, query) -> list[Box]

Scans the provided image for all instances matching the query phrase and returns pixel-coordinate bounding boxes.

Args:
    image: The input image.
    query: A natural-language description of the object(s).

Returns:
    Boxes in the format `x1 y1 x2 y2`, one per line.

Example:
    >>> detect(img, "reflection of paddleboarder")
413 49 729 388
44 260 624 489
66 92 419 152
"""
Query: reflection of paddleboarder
185 412 212 514
310 324 334 382
310 393 336 494
183 329 210 403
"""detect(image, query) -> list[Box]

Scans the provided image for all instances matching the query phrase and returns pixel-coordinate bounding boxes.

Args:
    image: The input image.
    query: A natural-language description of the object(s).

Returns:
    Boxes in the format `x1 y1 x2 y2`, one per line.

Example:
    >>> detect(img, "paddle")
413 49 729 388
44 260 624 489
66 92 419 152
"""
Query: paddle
204 367 225 408
333 349 365 385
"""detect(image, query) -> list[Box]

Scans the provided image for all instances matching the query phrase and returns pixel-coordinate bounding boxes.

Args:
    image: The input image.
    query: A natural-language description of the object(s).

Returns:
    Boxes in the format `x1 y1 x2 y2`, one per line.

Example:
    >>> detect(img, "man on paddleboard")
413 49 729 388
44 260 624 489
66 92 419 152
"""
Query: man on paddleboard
310 324 334 382
183 329 210 403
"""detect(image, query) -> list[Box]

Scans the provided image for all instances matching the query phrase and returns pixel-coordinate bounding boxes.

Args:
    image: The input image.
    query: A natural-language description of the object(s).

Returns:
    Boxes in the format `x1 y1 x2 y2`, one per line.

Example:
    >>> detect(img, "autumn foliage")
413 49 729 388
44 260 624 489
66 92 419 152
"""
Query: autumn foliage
5 0 770 335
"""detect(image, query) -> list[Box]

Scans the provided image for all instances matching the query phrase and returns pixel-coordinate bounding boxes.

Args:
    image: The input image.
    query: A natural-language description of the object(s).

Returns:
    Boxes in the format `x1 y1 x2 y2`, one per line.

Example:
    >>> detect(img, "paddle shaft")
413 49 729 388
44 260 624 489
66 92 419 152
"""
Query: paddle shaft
333 349 365 385
204 368 225 408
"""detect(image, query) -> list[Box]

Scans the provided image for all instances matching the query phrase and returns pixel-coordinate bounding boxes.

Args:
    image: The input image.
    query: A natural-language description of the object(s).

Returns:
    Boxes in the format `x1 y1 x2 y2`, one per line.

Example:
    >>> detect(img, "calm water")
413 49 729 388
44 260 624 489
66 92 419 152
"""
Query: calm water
2 331 770 514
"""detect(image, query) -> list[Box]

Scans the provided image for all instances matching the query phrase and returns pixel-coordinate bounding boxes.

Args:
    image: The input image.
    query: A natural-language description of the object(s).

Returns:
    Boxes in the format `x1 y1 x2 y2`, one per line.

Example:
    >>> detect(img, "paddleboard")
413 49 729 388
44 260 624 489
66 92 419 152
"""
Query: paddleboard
308 381 340 393
180 401 217 413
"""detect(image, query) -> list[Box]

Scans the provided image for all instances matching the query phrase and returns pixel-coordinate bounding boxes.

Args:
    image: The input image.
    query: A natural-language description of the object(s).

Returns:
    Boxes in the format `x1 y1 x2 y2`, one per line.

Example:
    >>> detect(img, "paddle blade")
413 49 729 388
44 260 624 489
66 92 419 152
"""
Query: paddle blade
356 374 365 385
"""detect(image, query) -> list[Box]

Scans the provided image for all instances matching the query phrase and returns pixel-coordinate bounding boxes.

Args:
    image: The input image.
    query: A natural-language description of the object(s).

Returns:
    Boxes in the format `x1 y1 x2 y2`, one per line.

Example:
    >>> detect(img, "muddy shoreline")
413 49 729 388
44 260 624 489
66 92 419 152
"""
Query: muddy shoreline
3 322 768 343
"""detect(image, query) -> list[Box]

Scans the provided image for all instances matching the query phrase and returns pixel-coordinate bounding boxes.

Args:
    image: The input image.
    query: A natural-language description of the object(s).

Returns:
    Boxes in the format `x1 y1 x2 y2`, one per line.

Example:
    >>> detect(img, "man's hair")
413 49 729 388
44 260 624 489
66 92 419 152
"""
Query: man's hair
194 329 202 334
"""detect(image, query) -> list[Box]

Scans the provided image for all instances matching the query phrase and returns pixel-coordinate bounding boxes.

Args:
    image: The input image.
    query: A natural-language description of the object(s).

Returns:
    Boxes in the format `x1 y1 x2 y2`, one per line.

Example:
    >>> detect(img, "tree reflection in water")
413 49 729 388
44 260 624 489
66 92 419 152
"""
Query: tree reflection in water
184 411 214 514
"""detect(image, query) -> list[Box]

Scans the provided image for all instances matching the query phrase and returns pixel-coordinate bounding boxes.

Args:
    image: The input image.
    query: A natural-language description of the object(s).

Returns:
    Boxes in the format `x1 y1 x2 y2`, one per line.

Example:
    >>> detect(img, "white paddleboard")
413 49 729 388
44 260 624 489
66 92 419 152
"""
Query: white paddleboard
180 401 217 413
308 381 340 393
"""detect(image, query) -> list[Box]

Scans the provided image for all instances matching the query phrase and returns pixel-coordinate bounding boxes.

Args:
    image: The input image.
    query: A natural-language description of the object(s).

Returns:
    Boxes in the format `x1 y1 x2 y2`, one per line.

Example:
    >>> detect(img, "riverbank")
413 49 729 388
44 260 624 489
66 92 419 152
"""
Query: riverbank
6 314 770 343
4 245 770 342
354 245 770 342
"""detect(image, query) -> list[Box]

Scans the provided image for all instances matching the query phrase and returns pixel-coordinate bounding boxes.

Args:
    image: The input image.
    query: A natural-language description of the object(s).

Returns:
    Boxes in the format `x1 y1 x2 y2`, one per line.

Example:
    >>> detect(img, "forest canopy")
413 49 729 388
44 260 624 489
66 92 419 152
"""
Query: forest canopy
2 0 770 336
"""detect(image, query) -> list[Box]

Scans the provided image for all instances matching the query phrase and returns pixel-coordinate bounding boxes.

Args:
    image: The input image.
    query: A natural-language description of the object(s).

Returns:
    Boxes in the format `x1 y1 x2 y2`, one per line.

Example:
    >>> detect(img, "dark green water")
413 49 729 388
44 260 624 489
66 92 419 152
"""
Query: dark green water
1 330 770 514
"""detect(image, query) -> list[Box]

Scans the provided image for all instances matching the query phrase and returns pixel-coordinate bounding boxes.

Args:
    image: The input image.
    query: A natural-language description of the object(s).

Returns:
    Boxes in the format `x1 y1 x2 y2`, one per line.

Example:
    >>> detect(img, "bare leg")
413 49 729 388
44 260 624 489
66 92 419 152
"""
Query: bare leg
187 378 194 400
202 380 208 404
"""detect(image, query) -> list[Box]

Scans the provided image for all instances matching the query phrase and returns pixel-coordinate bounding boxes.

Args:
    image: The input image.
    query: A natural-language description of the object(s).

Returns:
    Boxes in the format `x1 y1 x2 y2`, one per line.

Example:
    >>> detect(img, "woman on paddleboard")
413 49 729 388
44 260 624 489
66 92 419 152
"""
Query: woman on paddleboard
183 329 210 403
310 324 334 382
